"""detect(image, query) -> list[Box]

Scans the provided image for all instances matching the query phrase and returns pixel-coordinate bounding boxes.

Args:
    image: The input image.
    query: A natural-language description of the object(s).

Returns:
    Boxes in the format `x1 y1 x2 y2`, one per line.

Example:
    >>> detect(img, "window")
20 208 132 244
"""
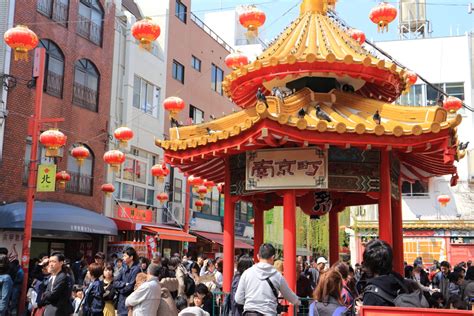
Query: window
172 60 185 83
175 0 187 23
133 75 160 117
402 180 429 197
189 105 204 124
173 179 182 203
211 64 224 95
399 84 423 106
73 59 99 111
191 55 201 72
77 0 103 45
66 144 94 195
39 39 64 98
37 0 69 25
398 82 465 110
235 201 253 222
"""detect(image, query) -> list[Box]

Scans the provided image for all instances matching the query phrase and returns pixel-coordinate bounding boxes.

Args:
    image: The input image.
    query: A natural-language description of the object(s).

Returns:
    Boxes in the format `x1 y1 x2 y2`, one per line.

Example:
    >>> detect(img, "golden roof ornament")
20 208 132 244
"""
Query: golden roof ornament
300 0 336 15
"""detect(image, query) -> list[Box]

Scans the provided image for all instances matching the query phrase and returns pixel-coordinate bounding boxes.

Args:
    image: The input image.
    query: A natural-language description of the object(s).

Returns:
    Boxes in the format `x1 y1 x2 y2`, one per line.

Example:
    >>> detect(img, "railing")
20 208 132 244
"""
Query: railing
66 171 93 196
37 0 68 25
45 71 63 97
73 83 98 112
190 12 233 53
77 14 102 46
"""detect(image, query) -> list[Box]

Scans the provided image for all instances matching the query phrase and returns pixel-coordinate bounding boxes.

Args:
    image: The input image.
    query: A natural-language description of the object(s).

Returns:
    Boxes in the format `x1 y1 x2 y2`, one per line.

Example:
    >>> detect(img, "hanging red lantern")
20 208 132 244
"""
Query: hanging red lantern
443 96 463 113
203 180 215 192
156 192 169 204
55 171 70 190
195 199 204 211
103 150 126 172
239 6 266 37
406 71 418 85
71 146 90 166
101 183 115 196
114 127 134 147
188 175 203 192
151 163 169 182
163 96 185 121
217 183 223 193
348 29 366 45
437 195 450 207
3 25 39 61
131 18 161 50
225 52 249 69
197 185 208 199
39 129 67 157
369 2 397 33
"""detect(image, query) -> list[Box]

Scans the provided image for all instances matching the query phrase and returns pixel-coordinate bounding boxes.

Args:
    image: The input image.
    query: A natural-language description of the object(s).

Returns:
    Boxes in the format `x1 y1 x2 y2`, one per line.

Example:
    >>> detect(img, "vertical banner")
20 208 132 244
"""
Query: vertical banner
145 235 157 259
36 164 56 192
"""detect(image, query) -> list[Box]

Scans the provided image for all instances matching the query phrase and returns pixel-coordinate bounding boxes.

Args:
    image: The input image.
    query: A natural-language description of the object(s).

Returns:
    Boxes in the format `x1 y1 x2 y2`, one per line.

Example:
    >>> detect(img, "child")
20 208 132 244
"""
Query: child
72 285 84 316
177 294 210 316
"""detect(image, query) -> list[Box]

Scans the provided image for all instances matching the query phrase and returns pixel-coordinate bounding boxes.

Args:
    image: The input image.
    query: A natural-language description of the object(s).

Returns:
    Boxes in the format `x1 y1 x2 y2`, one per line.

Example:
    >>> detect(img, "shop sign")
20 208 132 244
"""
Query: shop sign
1 231 23 261
145 235 157 258
36 164 56 192
118 207 153 223
246 148 328 190
108 241 147 258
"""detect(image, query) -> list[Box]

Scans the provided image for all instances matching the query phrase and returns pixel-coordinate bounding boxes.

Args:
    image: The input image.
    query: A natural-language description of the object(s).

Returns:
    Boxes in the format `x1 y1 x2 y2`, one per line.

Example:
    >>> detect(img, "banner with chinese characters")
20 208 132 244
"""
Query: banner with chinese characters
118 207 153 223
0 231 23 261
36 164 56 192
246 148 328 190
107 241 148 259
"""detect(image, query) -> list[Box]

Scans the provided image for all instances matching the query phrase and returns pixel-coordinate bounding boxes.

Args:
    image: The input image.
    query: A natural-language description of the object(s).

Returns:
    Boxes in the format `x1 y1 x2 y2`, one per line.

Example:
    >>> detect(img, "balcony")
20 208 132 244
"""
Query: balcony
37 0 68 25
66 171 93 196
45 71 63 98
190 12 233 52
73 83 98 112
77 14 102 46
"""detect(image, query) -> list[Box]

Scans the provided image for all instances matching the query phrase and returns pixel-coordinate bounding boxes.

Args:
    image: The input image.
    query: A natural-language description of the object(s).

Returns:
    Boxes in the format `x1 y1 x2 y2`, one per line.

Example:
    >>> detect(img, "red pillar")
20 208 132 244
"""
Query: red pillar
183 176 191 254
283 191 297 316
378 150 393 245
392 197 404 274
329 210 339 265
253 207 264 262
223 158 235 293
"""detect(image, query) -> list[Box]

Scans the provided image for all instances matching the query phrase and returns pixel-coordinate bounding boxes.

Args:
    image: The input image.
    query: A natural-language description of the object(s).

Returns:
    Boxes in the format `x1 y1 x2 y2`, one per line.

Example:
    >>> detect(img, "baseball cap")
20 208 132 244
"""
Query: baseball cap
317 257 328 264
94 252 105 260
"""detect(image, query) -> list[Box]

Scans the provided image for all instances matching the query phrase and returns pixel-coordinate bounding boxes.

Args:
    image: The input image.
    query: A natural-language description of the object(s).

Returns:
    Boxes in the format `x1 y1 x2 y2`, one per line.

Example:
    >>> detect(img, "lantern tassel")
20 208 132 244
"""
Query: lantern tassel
45 148 60 157
58 182 66 190
139 39 152 51
245 29 258 39
14 49 29 61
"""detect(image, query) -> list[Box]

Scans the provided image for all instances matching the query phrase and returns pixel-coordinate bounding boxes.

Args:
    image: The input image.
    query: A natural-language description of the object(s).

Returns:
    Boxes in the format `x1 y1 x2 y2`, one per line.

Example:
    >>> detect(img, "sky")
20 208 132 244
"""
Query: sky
191 0 474 43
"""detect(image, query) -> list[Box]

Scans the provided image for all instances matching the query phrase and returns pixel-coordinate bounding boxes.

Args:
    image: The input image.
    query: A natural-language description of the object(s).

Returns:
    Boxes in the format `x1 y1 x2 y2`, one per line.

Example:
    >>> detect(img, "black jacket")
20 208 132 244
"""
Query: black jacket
83 279 105 316
40 271 73 316
362 273 407 307
114 262 140 316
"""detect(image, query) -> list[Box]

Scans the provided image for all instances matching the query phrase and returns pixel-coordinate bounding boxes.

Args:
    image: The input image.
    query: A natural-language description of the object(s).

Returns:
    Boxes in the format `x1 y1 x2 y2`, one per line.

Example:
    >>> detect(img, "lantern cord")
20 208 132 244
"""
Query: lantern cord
328 9 474 113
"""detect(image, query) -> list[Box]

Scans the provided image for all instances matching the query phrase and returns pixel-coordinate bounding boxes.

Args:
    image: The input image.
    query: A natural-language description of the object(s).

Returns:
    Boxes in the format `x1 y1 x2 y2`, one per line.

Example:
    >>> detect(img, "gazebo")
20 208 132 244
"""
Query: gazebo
156 0 463 303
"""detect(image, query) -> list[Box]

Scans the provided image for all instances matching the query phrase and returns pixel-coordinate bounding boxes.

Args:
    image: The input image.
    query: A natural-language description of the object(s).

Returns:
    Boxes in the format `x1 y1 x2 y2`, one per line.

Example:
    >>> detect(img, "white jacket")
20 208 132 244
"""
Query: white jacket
178 306 210 316
125 277 161 316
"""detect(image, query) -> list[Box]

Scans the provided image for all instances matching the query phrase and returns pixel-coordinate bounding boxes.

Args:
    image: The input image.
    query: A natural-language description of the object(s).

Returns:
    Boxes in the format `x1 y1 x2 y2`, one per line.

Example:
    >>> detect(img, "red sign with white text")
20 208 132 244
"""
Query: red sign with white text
118 207 153 223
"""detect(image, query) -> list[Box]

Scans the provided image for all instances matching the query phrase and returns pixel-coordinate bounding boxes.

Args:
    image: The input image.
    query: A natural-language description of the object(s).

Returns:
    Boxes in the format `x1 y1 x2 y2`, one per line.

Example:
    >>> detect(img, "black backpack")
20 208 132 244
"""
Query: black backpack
184 273 195 297
363 278 429 309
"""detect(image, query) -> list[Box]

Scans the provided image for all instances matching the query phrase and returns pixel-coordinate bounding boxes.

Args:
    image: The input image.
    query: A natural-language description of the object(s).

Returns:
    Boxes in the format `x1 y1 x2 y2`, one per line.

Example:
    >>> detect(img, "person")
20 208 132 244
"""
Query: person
448 271 463 298
296 263 312 314
189 262 201 283
102 264 115 316
413 262 430 291
72 286 84 316
430 291 445 308
197 256 205 270
274 260 284 274
433 261 451 305
177 294 210 316
39 252 74 316
114 247 140 316
308 257 327 289
113 258 123 278
463 266 474 306
29 259 50 315
72 253 85 285
82 263 104 316
230 255 254 316
138 257 150 273
0 254 13 316
9 259 23 315
125 263 161 315
194 283 213 315
235 243 299 315
199 259 223 290
310 269 348 316
94 252 106 268
168 256 187 297
333 262 355 310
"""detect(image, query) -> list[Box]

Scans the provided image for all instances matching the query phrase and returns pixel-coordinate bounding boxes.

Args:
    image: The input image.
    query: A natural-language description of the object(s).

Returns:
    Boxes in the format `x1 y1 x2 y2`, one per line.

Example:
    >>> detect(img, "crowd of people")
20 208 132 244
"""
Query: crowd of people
0 241 473 315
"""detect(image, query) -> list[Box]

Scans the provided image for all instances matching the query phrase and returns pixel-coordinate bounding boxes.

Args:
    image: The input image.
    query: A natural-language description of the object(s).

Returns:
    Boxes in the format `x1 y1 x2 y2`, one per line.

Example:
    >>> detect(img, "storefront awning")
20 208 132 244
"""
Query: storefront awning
142 226 197 243
193 231 253 249
0 202 117 235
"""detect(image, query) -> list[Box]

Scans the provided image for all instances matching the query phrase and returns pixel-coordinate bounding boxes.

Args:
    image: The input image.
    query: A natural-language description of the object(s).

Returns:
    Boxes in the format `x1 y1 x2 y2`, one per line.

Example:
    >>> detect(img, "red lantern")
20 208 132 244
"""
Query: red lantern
101 183 115 197
225 52 249 69
443 96 463 113
437 195 450 207
3 25 39 61
348 29 366 45
156 192 169 204
239 6 266 36
195 199 204 211
217 183 223 193
151 163 169 182
163 97 185 121
114 127 134 147
131 18 161 50
103 150 126 172
55 171 70 190
369 2 397 33
71 146 90 166
188 175 203 192
39 129 67 157
406 71 418 85
203 180 215 192
197 185 208 199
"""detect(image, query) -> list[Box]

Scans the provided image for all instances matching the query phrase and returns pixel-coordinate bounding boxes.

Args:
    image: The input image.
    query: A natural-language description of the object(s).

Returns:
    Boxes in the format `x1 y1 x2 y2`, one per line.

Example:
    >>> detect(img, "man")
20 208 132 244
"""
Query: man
308 256 327 288
115 247 141 316
39 252 73 316
235 243 299 315
125 263 161 315
433 261 451 305
114 258 123 278
94 252 105 268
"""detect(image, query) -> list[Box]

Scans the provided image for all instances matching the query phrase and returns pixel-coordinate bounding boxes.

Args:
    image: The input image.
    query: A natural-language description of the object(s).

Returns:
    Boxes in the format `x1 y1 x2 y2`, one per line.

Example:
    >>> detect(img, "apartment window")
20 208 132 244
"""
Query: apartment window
211 63 224 95
399 84 423 106
191 55 201 72
66 144 94 195
37 0 69 25
402 180 429 197
235 201 253 222
189 105 204 124
73 59 99 112
173 178 182 203
175 0 187 23
39 39 64 98
172 60 185 84
398 82 465 109
133 75 160 117
77 0 103 45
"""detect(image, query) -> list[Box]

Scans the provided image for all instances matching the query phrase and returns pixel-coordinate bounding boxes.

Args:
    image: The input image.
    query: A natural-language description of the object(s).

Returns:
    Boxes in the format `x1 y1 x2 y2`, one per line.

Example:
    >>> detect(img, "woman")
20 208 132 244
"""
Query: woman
333 262 355 311
310 269 347 316
169 256 188 298
102 264 115 316
199 259 222 290
82 263 105 316
463 266 474 305
0 254 13 316
230 255 253 316
190 262 201 283
138 257 150 273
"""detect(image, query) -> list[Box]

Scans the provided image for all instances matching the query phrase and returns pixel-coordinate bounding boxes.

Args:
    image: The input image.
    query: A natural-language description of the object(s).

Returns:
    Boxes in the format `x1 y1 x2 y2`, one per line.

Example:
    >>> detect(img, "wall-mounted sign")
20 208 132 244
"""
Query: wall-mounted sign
246 148 328 190
36 164 56 192
118 207 153 223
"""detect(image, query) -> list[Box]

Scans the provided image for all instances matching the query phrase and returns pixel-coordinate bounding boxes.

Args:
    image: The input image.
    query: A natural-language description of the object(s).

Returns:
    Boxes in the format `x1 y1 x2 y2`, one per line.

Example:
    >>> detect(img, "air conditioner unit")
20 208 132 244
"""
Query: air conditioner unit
165 202 184 225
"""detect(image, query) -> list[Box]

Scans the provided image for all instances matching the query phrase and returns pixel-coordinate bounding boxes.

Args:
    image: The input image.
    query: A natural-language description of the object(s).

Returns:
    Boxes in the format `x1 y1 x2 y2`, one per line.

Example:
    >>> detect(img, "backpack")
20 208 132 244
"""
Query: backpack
363 284 429 308
184 273 196 297
309 302 348 316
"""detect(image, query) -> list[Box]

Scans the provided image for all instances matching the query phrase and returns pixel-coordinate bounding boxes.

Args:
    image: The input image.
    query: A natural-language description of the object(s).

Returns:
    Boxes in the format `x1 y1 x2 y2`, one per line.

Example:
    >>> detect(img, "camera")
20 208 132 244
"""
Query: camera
276 304 289 314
